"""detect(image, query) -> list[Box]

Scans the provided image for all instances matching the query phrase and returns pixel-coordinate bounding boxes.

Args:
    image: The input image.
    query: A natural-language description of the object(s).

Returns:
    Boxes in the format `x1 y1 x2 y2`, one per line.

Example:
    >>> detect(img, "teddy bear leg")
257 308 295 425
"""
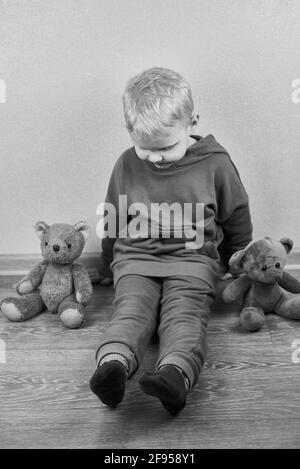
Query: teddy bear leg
0 291 45 322
240 305 265 331
58 294 85 329
274 296 300 320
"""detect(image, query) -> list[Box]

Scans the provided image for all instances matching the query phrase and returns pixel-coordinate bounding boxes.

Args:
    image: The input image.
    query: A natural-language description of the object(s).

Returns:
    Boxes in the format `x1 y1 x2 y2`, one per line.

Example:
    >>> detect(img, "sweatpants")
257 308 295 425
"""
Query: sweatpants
96 274 216 387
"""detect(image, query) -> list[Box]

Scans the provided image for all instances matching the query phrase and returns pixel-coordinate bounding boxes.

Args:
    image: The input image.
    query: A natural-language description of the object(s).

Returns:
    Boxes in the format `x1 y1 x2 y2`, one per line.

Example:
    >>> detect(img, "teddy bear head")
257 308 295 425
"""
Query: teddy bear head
34 221 90 264
228 237 293 284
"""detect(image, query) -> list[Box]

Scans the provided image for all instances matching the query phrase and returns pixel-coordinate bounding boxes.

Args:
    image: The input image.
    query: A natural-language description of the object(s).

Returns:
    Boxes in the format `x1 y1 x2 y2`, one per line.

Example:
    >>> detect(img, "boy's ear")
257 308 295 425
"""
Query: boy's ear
34 221 49 239
228 249 246 270
190 113 199 129
279 237 293 254
74 221 90 242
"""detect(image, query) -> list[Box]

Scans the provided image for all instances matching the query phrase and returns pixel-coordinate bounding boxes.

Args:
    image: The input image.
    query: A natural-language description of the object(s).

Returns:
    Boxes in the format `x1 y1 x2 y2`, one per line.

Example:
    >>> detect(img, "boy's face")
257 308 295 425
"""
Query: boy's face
130 120 197 169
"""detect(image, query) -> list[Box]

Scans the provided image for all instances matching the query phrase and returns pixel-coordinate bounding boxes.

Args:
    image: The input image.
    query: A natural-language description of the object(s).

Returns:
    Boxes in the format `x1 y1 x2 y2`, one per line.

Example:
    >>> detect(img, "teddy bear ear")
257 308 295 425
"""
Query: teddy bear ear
74 221 90 242
279 237 293 254
34 221 49 239
228 249 246 270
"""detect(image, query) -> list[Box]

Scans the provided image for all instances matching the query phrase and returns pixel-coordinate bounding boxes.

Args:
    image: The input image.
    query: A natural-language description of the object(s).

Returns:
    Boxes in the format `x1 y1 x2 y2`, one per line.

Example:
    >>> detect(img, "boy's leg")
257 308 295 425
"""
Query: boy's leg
90 274 161 407
139 275 215 414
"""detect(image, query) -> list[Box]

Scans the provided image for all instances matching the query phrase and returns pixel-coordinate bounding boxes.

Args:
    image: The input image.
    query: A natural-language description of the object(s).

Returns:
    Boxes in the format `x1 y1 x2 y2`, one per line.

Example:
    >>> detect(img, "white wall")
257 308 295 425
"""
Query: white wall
0 0 300 254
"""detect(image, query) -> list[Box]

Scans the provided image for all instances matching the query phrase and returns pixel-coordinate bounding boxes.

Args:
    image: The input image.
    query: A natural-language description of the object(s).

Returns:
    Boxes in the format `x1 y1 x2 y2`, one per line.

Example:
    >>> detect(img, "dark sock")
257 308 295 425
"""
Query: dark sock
90 360 127 408
139 365 188 415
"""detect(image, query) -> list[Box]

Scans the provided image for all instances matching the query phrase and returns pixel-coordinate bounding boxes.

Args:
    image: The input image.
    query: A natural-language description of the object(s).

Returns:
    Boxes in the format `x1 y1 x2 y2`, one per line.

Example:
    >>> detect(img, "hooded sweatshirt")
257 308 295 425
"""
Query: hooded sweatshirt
99 134 252 287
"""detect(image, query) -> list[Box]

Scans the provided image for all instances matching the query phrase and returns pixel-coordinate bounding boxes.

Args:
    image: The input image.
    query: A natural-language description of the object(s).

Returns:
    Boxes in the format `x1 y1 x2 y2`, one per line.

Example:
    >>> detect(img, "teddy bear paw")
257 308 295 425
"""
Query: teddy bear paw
75 291 90 306
0 300 26 321
16 280 34 295
240 306 265 332
60 308 84 329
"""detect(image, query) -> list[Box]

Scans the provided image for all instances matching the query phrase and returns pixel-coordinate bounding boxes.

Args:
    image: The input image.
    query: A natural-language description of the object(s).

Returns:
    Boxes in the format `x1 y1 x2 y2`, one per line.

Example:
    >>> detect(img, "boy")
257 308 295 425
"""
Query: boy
90 67 252 414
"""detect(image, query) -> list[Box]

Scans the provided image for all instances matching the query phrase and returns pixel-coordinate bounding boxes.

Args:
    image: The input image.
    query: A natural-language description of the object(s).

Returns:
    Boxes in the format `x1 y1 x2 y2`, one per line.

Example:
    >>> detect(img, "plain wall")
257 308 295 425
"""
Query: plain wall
0 0 300 254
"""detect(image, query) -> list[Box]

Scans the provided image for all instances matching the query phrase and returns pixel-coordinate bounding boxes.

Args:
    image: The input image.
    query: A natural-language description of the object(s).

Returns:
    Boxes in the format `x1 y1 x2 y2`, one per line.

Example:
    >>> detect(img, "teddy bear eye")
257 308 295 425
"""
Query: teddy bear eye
275 262 280 268
261 265 267 271
45 242 48 246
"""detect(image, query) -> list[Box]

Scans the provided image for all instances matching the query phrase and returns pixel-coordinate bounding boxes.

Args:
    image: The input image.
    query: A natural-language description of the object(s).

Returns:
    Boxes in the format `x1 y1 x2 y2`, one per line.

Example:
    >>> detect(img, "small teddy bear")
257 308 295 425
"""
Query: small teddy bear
0 221 93 329
222 237 300 331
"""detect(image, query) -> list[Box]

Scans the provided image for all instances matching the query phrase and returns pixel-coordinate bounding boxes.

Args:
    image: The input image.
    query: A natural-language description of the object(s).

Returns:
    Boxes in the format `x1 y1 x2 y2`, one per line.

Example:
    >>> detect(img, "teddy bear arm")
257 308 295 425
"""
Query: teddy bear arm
222 274 252 303
278 271 300 293
16 260 48 295
72 264 93 305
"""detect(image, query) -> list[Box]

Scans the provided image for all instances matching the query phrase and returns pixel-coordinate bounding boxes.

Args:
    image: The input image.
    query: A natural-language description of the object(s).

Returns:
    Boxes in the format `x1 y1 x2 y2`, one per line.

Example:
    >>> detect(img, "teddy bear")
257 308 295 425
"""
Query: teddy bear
222 237 300 331
0 221 93 329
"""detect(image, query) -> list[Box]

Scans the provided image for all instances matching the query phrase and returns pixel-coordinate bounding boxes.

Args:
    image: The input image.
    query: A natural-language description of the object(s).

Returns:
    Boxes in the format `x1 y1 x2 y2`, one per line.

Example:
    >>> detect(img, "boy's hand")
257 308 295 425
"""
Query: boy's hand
99 277 113 286
98 256 113 286
221 271 234 280
221 265 243 281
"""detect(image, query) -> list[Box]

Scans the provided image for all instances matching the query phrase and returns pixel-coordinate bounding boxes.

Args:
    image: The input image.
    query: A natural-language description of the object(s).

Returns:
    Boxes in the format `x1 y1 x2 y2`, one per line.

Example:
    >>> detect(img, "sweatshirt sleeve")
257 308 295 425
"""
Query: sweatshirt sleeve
214 155 253 267
99 156 124 268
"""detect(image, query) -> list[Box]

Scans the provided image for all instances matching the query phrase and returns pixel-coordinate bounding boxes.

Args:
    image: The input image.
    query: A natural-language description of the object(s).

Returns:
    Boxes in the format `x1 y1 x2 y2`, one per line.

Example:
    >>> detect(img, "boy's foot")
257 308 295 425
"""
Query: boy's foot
139 365 188 415
90 360 127 408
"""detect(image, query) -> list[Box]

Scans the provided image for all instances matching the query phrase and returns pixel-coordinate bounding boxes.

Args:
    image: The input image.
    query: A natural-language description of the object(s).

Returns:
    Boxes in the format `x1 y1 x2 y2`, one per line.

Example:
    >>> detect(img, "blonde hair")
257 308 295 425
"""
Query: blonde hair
123 67 194 138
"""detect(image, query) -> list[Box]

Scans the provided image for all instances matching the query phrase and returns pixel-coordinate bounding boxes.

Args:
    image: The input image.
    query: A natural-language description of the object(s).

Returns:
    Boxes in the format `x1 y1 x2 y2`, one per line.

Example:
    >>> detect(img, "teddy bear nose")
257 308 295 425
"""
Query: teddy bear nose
53 245 60 252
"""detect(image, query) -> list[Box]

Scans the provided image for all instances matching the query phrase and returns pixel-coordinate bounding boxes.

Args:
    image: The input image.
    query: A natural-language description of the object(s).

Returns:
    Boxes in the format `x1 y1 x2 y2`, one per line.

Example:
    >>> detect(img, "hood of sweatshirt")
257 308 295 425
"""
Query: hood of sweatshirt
140 134 230 171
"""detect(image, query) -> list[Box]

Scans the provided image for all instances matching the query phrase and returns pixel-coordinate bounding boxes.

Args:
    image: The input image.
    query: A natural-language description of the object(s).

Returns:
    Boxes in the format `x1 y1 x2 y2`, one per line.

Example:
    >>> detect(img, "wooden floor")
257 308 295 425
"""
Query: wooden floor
0 274 300 449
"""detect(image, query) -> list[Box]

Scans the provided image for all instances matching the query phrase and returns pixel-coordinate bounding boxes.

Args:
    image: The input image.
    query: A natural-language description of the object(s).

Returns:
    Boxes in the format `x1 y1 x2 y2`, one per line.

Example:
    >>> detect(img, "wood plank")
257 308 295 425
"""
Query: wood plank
1 364 299 448
1 279 300 448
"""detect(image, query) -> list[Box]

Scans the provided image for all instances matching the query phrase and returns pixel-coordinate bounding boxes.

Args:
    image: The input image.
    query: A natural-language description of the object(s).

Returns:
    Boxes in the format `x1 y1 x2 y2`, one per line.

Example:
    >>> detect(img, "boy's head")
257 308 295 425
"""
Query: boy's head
123 67 199 168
